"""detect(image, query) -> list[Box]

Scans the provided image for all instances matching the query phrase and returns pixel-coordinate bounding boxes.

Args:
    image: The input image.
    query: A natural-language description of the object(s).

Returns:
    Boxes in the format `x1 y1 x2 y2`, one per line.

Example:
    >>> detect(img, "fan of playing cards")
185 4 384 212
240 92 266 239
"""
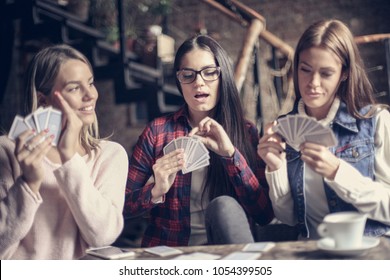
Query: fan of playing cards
274 115 337 151
163 136 210 174
8 106 62 146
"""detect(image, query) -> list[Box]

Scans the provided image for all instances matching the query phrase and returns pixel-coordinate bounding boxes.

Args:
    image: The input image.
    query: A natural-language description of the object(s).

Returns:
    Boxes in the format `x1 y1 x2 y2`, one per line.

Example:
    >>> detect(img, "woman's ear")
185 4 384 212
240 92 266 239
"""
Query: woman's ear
37 92 48 107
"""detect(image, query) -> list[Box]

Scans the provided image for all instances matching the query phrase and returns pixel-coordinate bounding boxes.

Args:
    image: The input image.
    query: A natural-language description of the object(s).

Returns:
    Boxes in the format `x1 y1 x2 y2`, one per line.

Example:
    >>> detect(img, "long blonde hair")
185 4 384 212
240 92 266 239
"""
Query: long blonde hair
24 44 100 155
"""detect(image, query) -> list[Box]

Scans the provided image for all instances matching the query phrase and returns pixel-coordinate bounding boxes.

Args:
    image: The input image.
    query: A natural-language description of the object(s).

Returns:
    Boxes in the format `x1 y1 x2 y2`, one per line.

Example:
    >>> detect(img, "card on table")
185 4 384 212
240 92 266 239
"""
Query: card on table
222 251 262 260
173 252 221 260
163 136 210 174
242 242 275 252
144 245 184 257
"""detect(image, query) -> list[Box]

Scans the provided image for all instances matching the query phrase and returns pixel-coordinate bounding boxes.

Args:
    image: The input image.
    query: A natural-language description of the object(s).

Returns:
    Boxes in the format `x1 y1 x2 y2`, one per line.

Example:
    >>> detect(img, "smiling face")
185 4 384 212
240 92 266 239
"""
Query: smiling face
47 59 98 126
178 48 220 124
298 46 344 120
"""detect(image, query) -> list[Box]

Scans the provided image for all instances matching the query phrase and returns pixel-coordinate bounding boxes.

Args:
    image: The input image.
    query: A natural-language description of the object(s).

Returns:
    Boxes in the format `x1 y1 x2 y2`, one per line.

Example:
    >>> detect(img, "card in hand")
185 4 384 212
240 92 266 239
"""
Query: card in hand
7 106 62 146
8 115 31 140
163 136 210 174
34 107 50 132
46 107 62 146
275 115 337 151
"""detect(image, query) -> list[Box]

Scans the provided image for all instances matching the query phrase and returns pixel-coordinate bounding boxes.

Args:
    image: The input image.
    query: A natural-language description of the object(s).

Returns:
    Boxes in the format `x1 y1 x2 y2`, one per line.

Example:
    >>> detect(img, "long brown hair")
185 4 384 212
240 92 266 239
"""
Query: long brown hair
174 35 258 202
293 19 387 118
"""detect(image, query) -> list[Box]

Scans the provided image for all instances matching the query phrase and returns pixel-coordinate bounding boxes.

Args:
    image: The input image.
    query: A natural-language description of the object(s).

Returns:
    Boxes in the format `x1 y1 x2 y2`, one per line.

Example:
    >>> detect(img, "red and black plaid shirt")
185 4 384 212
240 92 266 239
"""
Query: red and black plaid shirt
124 106 273 247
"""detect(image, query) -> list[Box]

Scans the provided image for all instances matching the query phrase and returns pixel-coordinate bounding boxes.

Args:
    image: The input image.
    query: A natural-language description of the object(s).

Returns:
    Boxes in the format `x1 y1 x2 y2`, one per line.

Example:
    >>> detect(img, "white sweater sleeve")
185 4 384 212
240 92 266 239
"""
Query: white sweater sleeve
266 162 297 225
0 137 43 258
325 109 390 225
53 141 128 247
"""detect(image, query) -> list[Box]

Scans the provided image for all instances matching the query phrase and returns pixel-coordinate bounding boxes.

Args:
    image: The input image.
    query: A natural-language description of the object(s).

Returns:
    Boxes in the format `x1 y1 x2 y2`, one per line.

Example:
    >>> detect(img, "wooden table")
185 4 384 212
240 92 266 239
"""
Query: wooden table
82 236 390 260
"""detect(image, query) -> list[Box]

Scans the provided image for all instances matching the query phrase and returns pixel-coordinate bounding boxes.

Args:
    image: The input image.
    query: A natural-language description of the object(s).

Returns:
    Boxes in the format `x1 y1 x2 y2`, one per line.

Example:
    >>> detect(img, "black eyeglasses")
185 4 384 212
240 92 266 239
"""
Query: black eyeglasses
176 66 221 84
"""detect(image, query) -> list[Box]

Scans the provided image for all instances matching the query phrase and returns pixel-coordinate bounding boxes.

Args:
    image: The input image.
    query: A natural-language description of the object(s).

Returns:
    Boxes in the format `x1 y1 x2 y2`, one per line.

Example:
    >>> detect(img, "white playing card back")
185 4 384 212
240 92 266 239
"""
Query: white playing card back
242 242 275 252
47 107 62 146
163 139 176 155
8 116 30 140
144 246 183 257
276 115 337 150
33 107 50 132
222 252 261 260
162 136 210 173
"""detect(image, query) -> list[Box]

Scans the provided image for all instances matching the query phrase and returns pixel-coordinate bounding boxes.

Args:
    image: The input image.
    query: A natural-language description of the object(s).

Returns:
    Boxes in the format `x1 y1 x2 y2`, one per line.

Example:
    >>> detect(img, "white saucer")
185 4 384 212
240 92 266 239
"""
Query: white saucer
317 236 380 257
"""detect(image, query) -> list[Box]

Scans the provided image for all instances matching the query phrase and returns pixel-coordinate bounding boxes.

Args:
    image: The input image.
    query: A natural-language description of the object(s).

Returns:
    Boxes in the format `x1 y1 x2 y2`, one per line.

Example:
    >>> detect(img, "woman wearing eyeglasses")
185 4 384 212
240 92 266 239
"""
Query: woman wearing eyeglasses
123 35 274 247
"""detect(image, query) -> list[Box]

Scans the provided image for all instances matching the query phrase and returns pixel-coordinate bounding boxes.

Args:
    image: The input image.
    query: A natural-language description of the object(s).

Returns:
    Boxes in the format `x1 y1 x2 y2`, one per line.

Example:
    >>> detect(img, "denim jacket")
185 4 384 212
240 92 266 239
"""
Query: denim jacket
285 101 390 238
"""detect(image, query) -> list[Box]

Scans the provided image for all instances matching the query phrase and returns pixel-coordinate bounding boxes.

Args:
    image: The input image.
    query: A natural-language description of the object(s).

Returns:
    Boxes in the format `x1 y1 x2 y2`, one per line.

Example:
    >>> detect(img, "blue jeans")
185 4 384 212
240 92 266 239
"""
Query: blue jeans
205 196 254 244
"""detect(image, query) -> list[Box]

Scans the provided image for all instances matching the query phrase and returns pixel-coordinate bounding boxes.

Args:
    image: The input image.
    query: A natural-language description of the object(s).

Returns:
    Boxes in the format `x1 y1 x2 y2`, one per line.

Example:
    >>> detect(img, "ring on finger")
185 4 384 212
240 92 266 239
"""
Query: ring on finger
24 143 34 152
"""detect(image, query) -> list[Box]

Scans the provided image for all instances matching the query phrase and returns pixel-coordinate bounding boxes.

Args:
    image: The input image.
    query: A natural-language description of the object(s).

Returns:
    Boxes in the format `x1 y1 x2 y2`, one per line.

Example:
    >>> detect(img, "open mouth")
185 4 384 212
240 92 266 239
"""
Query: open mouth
194 93 209 99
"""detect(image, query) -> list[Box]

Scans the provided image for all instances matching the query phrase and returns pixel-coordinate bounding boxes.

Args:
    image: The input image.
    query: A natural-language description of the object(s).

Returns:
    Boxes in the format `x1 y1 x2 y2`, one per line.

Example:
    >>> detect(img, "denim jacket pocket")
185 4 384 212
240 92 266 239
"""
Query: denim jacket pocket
335 139 374 164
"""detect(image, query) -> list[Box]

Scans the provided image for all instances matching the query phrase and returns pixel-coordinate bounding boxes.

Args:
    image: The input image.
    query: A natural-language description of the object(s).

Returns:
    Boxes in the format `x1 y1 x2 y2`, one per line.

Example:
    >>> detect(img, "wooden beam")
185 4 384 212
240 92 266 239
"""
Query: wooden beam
354 33 390 44
261 30 294 59
230 0 265 23
200 0 293 59
201 0 248 27
234 19 264 92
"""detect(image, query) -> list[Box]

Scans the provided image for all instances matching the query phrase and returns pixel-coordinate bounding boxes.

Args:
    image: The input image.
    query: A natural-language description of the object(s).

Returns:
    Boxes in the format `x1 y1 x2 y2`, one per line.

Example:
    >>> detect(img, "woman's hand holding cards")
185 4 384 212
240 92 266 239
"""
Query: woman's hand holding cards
189 117 235 157
15 129 53 194
151 149 185 200
258 121 286 172
300 142 340 180
54 92 83 163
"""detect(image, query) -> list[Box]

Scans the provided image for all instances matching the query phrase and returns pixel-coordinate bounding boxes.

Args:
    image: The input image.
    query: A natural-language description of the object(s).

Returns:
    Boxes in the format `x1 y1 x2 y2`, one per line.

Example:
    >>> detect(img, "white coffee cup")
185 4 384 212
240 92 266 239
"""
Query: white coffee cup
317 212 367 249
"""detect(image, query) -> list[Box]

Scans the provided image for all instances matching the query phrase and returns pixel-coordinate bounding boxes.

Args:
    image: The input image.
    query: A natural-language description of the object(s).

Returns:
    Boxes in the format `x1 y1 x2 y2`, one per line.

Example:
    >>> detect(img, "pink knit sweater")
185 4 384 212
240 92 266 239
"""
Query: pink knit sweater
0 136 128 259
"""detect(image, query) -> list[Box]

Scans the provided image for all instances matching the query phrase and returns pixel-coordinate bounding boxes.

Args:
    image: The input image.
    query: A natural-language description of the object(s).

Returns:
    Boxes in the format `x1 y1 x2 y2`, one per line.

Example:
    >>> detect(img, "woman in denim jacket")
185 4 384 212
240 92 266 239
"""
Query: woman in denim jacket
258 19 390 239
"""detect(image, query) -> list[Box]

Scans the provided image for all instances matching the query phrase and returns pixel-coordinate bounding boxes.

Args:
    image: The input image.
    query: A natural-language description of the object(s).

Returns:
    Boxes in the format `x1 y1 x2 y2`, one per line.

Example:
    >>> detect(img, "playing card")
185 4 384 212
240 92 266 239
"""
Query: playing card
8 115 30 140
173 252 220 260
181 137 190 154
163 139 176 155
33 107 50 132
242 242 275 252
162 136 210 174
24 114 37 132
47 107 62 146
144 246 183 257
186 137 208 167
183 157 209 174
287 115 297 141
222 252 261 260
277 117 292 142
294 116 312 142
303 130 338 147
276 115 337 151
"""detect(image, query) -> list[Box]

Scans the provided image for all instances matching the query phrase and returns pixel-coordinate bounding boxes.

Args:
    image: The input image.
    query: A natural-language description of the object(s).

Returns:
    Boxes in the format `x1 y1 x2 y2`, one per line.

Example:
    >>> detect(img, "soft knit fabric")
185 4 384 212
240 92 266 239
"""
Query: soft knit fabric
0 136 128 259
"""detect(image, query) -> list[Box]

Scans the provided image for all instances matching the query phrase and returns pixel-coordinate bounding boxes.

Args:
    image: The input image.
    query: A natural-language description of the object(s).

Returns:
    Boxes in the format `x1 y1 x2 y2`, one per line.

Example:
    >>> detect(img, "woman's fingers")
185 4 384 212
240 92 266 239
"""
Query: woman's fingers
15 130 36 154
16 130 50 158
188 127 199 137
258 141 285 154
155 149 185 173
189 117 215 136
54 91 72 115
